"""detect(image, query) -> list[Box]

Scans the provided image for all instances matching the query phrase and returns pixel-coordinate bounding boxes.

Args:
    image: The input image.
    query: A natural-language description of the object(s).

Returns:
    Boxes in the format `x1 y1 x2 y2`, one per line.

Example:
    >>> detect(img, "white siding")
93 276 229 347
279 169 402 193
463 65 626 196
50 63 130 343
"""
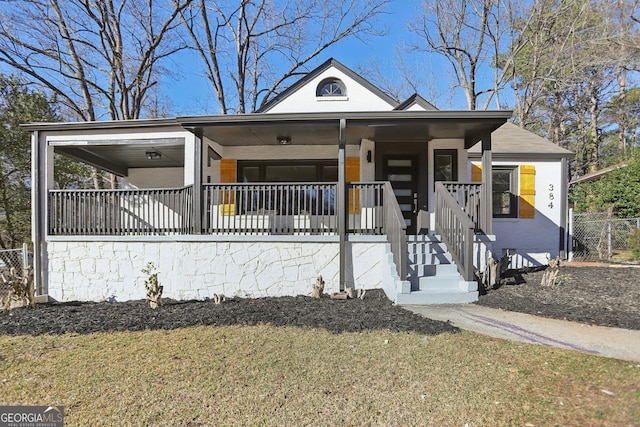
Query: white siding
266 68 395 113
487 159 565 267
126 167 185 188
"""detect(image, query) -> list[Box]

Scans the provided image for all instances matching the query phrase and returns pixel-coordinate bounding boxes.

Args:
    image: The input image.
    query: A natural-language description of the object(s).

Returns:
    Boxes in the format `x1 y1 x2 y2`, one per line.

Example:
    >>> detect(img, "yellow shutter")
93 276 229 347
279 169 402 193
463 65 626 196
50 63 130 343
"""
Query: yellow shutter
220 159 236 183
219 159 236 215
519 165 535 219
346 157 360 214
471 163 482 182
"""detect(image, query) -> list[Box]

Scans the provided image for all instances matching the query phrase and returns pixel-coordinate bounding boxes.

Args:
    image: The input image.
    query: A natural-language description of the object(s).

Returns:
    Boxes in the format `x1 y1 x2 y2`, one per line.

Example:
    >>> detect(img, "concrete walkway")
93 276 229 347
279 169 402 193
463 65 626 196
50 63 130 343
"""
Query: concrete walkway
404 304 640 363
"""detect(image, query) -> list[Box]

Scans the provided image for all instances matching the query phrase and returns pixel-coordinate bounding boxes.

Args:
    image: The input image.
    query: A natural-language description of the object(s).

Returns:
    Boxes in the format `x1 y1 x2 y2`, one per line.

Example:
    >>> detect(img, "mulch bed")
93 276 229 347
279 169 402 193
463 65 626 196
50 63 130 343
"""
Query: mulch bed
476 265 640 330
1 266 638 336
0 289 458 337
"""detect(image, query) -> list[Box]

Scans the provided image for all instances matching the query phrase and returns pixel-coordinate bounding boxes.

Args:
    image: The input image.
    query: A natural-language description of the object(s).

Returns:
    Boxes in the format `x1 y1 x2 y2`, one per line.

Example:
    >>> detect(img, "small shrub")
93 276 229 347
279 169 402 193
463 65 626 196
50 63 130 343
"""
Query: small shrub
541 256 561 287
142 262 163 308
0 266 34 310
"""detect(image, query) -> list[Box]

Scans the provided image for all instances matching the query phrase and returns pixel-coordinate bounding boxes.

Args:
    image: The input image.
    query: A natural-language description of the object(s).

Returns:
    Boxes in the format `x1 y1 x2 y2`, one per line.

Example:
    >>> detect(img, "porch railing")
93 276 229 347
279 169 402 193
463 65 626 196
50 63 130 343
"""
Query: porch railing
441 182 484 232
380 182 407 280
203 182 388 235
435 182 475 281
347 182 384 234
347 181 405 278
204 183 338 235
48 186 193 235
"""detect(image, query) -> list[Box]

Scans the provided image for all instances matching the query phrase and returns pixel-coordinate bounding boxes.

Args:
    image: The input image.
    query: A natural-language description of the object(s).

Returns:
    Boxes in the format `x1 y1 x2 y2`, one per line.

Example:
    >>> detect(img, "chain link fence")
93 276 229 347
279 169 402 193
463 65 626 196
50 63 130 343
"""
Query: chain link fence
0 244 30 299
570 211 640 262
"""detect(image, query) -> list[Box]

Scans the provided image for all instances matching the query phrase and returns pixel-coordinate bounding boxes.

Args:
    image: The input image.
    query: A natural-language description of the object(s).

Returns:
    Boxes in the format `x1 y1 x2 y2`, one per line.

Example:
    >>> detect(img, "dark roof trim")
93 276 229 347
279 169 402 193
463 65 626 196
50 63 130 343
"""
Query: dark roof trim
21 117 180 132
22 110 513 147
256 58 399 113
468 152 574 160
179 110 513 127
395 93 438 111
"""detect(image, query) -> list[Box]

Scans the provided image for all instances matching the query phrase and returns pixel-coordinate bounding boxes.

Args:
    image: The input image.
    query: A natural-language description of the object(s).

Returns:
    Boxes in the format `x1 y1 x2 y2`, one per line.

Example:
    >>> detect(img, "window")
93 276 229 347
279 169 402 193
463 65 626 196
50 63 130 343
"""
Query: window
434 149 458 184
316 78 346 97
236 161 338 215
238 160 338 183
492 167 518 218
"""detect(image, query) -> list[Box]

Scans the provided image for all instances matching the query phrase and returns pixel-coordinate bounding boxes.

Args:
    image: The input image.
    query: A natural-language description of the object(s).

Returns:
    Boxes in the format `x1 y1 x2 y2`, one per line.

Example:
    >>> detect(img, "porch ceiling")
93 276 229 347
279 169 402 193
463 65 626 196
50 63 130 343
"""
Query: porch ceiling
53 139 185 176
180 111 512 148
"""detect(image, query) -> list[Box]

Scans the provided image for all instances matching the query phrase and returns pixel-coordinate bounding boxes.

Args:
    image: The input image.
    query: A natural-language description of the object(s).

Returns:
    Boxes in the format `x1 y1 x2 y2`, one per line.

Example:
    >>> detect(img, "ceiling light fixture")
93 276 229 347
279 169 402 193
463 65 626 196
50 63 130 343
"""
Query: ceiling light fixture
277 136 291 145
145 151 162 160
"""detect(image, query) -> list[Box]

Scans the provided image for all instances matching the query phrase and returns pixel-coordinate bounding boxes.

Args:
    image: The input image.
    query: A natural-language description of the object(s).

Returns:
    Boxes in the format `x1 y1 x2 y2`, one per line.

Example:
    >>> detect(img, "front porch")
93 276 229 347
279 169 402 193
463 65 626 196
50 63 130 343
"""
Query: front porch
45 180 489 303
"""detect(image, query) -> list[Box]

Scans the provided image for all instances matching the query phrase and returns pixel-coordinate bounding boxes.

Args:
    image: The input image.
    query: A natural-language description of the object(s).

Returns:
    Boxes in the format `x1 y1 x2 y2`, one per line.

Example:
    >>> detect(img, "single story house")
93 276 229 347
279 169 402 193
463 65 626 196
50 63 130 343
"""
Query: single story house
25 58 572 304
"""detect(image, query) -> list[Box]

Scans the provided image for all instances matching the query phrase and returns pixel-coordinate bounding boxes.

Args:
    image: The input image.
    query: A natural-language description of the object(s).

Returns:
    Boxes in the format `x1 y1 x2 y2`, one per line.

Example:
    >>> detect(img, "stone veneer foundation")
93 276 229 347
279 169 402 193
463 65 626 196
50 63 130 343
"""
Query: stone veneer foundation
45 236 399 302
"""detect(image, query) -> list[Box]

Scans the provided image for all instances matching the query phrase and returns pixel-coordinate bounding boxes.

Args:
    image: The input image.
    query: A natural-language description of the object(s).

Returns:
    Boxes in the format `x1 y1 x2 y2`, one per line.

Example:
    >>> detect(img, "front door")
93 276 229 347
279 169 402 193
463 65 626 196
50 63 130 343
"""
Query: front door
383 155 419 234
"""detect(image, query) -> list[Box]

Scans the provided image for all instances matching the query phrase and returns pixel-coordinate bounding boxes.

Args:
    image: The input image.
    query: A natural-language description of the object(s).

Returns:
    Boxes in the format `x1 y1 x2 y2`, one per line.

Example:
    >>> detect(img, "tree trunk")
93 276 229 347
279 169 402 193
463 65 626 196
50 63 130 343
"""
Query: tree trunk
617 66 627 159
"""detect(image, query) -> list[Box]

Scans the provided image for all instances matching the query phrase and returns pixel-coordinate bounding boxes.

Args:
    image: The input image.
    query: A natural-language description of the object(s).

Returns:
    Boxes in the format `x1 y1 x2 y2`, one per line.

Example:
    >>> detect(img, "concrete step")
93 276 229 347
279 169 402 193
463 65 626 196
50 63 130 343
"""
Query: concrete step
408 252 453 265
417 275 466 291
395 289 479 305
407 241 448 254
407 234 441 243
398 234 478 304
410 263 459 278
410 276 477 293
417 277 477 292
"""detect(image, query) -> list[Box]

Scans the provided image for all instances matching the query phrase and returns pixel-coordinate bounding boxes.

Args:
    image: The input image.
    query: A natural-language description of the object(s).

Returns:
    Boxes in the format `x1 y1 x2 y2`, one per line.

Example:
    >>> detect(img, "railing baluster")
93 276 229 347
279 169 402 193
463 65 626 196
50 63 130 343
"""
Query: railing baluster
435 182 476 281
49 182 401 239
48 186 194 236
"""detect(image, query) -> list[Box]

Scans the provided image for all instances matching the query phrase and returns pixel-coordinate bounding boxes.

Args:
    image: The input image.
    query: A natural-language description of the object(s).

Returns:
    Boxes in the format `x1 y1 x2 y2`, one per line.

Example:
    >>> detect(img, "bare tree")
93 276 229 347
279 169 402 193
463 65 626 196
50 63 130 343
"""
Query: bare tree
0 0 191 120
409 0 536 110
178 0 391 114
409 0 491 110
408 0 533 110
356 49 426 104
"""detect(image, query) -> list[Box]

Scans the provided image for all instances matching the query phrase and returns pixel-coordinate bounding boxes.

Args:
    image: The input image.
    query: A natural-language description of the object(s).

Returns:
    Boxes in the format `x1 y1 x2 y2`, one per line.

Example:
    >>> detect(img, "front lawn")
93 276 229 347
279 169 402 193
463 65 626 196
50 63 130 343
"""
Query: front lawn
1 325 639 426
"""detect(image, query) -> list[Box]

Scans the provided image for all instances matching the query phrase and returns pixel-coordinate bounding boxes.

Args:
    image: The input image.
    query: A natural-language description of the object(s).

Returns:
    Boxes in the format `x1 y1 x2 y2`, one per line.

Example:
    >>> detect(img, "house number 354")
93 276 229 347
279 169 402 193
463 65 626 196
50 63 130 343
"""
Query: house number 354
548 184 555 209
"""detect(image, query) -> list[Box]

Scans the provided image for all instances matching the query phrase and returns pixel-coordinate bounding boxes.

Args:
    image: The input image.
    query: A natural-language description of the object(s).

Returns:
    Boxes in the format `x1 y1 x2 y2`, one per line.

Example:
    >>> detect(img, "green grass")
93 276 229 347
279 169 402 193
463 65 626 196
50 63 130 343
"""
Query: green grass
1 326 639 426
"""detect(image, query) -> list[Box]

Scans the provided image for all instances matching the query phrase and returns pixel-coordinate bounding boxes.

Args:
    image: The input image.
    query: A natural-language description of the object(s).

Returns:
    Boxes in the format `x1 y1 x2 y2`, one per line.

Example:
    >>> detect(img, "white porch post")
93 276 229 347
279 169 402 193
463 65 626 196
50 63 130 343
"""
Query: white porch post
31 131 43 296
32 131 54 298
338 119 347 291
481 133 493 235
192 128 203 233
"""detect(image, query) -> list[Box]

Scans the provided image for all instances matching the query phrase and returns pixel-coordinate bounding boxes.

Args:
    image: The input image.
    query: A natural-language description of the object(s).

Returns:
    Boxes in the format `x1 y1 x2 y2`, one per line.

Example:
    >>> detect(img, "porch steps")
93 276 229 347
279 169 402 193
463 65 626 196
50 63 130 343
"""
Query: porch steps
394 235 478 305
